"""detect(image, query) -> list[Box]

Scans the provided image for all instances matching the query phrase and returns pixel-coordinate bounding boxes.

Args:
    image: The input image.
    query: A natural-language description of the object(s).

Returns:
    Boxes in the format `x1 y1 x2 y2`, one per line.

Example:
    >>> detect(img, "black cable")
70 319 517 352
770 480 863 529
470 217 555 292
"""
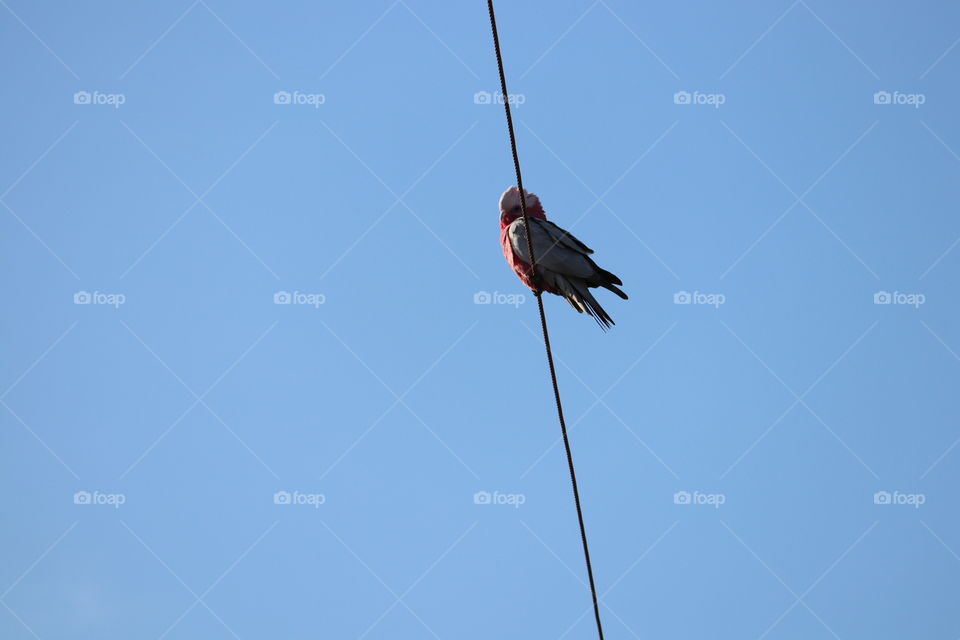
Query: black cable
486 2 605 637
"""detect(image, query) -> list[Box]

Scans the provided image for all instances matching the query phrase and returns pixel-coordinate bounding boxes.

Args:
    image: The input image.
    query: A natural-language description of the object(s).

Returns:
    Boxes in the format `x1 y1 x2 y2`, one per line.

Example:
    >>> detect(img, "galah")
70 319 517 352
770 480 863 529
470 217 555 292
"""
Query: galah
499 186 627 329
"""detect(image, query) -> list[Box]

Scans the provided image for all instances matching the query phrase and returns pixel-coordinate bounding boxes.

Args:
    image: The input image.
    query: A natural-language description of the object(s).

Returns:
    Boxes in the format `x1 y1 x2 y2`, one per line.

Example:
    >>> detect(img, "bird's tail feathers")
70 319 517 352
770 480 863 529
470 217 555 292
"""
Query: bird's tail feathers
558 277 615 330
589 262 628 300
596 265 623 286
602 282 628 300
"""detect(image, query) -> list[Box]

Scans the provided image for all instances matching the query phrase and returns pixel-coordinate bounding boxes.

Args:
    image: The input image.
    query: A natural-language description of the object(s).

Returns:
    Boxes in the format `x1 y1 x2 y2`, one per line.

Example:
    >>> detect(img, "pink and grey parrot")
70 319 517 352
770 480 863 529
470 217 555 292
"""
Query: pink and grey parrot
499 186 627 329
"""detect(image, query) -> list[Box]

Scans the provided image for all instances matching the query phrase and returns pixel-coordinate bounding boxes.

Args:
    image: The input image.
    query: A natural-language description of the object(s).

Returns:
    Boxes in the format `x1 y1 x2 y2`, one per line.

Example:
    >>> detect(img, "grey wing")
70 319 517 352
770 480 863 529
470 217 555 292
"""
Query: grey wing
507 218 595 278
537 219 593 254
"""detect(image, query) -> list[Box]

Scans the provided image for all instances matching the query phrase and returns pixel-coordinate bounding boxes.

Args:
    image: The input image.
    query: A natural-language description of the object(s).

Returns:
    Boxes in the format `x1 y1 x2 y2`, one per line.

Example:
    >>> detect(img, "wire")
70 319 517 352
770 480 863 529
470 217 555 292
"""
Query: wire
486 2 605 638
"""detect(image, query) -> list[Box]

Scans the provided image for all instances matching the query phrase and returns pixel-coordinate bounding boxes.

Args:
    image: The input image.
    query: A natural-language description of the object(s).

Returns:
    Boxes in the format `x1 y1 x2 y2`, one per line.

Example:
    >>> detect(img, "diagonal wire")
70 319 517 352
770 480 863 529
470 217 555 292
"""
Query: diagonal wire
488 1 604 637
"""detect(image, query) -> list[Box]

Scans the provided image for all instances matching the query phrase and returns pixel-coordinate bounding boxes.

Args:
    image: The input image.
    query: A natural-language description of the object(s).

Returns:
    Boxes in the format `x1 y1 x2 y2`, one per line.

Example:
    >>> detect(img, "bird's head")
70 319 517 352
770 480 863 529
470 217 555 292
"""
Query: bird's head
499 186 546 229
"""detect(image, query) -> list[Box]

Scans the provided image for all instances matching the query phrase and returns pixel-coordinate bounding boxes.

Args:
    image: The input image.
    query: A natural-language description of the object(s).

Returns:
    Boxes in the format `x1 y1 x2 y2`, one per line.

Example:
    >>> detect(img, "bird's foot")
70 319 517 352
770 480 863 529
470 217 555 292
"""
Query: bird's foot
529 271 546 293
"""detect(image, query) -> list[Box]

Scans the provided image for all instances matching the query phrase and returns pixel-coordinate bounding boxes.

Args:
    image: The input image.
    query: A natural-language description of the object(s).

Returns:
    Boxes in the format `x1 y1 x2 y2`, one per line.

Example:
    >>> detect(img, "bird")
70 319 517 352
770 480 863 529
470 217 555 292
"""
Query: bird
499 186 627 329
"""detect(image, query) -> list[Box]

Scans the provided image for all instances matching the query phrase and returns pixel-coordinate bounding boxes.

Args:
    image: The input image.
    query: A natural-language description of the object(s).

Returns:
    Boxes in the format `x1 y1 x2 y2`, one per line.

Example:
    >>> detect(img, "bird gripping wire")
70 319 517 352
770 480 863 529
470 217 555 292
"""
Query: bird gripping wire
486 2 605 638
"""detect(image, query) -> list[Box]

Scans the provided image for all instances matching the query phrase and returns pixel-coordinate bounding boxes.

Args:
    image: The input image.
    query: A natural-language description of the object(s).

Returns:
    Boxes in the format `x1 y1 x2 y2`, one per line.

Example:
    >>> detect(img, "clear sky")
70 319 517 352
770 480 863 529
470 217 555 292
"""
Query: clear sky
2 1 960 638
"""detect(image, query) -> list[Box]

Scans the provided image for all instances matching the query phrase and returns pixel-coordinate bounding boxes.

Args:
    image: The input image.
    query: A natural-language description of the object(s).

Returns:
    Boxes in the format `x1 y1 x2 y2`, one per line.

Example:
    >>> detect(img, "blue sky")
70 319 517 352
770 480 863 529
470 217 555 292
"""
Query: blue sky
2 1 960 638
